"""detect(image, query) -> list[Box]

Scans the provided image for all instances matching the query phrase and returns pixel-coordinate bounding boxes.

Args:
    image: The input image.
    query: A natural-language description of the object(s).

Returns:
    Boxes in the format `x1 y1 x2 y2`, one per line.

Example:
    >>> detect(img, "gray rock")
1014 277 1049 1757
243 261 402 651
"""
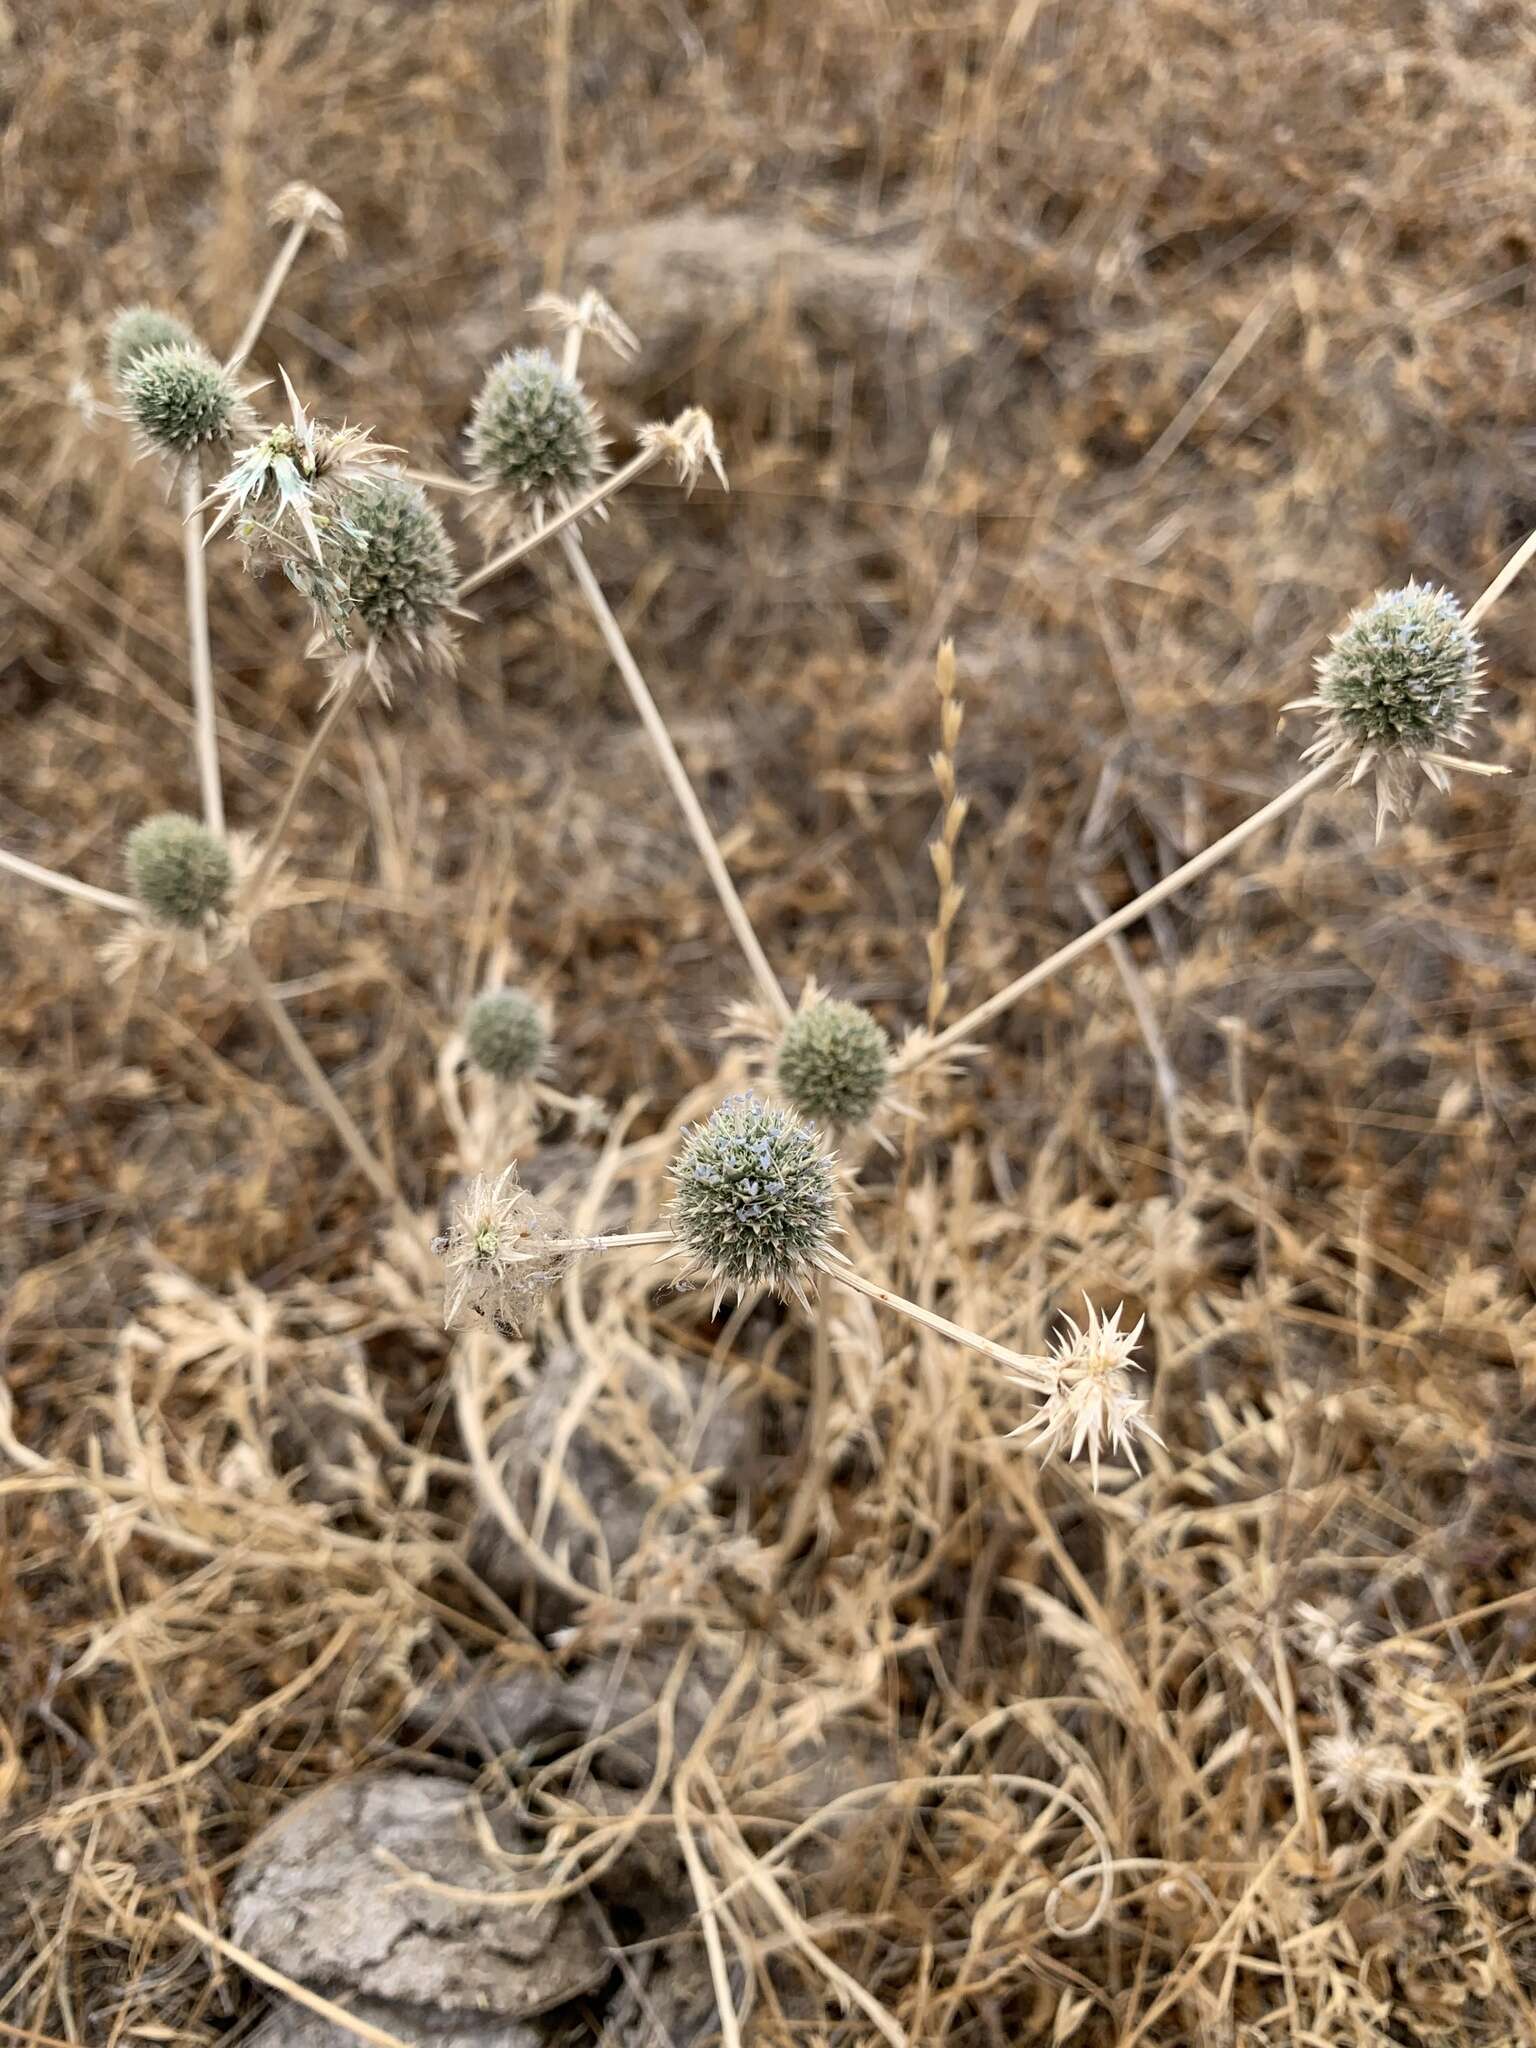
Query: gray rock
245 1997 544 2048
229 1775 608 2025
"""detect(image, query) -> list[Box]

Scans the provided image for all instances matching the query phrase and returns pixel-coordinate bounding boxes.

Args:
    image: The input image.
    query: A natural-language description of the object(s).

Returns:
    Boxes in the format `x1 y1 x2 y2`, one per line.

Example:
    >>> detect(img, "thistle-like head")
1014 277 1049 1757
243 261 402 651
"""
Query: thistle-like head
670 1093 836 1308
467 349 606 514
106 307 198 390
125 813 234 928
1288 580 1503 835
463 987 548 1083
331 477 458 648
121 343 247 459
776 999 890 1128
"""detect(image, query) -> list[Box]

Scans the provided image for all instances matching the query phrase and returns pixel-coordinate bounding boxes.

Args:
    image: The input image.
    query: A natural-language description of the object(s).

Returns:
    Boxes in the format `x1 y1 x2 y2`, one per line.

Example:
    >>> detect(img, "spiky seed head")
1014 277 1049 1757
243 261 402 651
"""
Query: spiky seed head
463 988 548 1083
125 813 234 928
331 478 457 642
122 342 243 457
467 349 605 506
1314 581 1479 749
106 306 198 388
670 1092 836 1305
776 999 890 1127
1287 580 1502 835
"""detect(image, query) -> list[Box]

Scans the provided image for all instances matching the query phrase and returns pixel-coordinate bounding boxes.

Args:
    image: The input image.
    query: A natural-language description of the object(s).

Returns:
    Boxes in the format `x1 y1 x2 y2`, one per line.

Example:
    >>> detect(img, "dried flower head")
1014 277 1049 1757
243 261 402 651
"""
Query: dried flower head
531 288 639 363
1007 1297 1163 1489
670 1092 836 1309
121 342 252 460
124 813 234 929
268 180 347 253
467 349 607 518
638 408 728 493
463 987 548 1083
433 1166 569 1332
1286 580 1504 835
776 999 890 1128
106 306 197 389
1310 1732 1408 1807
199 370 399 629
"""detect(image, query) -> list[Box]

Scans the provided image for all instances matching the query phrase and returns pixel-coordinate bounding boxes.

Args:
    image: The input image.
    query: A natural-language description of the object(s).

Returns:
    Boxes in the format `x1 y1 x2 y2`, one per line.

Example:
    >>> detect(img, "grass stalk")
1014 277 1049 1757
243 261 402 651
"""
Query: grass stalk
224 218 309 375
560 529 792 1024
248 666 368 910
455 448 663 600
0 845 139 918
180 464 224 835
235 943 403 1212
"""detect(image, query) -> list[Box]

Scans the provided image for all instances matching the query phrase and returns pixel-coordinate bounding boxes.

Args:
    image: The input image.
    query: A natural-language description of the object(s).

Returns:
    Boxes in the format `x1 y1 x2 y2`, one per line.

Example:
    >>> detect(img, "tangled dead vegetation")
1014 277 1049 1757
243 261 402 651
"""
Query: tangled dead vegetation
5 4 1536 2046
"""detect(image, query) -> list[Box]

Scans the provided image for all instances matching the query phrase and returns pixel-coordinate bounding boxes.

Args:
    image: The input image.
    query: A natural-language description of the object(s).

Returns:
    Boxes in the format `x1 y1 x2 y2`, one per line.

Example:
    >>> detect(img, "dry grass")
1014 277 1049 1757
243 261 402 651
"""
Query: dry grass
4 2 1536 2043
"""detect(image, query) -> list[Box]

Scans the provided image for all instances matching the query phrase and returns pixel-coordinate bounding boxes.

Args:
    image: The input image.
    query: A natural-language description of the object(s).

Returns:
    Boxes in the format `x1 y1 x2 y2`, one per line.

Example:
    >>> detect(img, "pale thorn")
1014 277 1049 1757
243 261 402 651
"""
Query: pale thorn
268 180 347 253
639 408 728 494
530 287 640 362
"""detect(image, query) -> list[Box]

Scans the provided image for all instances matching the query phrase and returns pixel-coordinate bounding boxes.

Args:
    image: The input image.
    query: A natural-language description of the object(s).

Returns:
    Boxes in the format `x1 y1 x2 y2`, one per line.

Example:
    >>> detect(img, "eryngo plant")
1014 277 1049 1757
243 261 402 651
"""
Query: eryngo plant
468 348 607 516
463 988 547 1083
106 306 197 389
670 1093 837 1308
777 999 890 1127
121 342 250 460
1287 580 1500 835
125 813 233 928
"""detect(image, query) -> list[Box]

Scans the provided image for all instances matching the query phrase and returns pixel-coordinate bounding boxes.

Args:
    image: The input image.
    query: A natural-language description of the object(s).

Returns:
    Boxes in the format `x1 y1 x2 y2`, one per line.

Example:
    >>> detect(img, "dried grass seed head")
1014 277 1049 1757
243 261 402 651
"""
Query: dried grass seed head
125 813 234 928
1287 580 1502 834
467 348 606 512
106 306 198 389
670 1092 836 1306
776 999 890 1128
463 987 548 1083
122 342 248 459
434 1166 569 1331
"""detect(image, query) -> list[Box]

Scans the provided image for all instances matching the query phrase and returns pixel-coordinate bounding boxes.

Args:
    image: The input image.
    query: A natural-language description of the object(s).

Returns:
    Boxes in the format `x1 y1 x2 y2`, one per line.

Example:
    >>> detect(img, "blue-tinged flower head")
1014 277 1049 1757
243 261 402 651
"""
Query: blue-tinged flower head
670 1093 836 1305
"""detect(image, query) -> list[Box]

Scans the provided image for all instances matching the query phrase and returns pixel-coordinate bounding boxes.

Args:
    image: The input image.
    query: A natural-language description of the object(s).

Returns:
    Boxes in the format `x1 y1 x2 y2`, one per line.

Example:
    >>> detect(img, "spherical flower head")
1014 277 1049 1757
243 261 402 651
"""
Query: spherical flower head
776 999 890 1127
1288 580 1501 835
467 349 605 508
1007 1297 1163 1489
106 306 198 389
330 477 458 643
125 813 234 928
670 1092 836 1307
122 342 244 458
463 988 547 1083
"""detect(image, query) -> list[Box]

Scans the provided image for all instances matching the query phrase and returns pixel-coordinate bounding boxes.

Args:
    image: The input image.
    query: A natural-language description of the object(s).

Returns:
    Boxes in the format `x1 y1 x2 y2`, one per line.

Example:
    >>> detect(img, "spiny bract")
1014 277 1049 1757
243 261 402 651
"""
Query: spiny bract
125 814 234 928
776 999 890 1127
463 988 547 1082
106 306 198 388
671 1092 835 1304
467 349 604 507
122 343 244 458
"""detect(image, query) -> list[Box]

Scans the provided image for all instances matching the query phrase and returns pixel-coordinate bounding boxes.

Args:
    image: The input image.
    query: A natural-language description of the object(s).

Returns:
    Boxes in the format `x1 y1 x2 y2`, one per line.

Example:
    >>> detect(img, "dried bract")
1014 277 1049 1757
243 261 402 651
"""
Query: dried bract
434 1166 570 1332
1007 1297 1163 1488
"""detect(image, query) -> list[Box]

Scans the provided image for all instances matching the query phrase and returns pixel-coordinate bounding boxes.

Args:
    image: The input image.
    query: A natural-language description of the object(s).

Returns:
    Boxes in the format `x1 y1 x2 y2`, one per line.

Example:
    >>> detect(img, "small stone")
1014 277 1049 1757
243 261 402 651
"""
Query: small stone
229 1776 608 2025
